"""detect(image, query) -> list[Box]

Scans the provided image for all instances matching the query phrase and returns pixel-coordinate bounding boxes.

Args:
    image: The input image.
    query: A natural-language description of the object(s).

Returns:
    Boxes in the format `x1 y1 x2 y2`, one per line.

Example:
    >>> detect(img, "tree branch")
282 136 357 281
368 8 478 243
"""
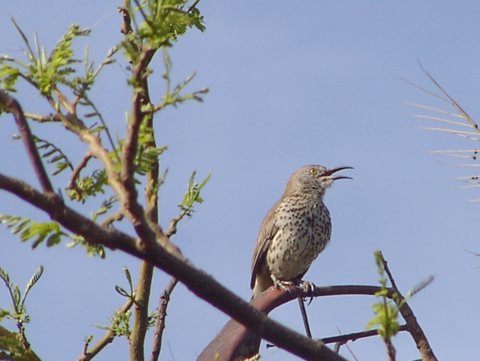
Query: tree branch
198 283 433 360
78 298 134 361
0 90 53 193
67 152 92 193
321 325 408 345
149 277 178 361
380 252 438 361
0 173 345 361
120 46 157 246
131 261 153 361
128 37 159 361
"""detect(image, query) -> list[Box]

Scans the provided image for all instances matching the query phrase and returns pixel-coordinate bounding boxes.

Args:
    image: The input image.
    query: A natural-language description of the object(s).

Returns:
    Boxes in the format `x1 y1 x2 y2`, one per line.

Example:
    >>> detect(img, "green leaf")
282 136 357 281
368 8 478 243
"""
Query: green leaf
406 275 434 299
179 171 211 216
69 169 108 202
21 266 44 309
115 285 131 298
0 267 11 286
91 196 117 222
34 136 74 176
66 234 106 258
0 214 68 249
0 65 21 92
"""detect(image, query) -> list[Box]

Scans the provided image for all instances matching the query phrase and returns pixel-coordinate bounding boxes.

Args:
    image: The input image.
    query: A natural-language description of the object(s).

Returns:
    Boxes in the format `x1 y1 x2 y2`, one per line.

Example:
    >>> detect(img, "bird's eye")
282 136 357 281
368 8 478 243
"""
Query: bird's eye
309 168 318 175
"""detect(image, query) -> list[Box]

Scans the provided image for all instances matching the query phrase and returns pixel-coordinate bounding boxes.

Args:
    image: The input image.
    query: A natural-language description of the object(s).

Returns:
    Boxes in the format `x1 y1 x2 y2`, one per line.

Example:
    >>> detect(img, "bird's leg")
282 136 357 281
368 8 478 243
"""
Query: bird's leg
270 274 296 293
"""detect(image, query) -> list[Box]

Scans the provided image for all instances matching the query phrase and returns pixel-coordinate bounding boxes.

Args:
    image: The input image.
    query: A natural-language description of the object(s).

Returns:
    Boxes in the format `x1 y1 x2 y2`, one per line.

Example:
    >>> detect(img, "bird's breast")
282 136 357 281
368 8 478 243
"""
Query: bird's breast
266 199 331 281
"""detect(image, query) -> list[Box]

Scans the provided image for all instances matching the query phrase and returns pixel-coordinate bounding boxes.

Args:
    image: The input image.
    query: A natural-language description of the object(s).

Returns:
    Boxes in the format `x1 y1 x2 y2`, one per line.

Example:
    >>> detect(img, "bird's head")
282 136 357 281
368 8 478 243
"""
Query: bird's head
285 164 353 196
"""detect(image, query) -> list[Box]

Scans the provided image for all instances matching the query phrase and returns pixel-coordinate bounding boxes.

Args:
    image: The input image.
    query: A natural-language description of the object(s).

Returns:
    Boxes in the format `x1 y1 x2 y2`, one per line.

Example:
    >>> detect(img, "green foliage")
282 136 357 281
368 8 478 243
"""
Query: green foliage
179 171 211 217
68 169 108 201
0 214 105 257
10 20 89 96
90 196 117 223
121 0 205 63
0 324 41 361
115 267 135 300
34 136 74 176
366 251 402 340
367 251 434 341
96 310 132 339
1 3 209 358
160 50 209 109
65 234 106 258
0 265 43 322
0 19 115 119
0 266 43 360
0 214 67 249
0 58 21 92
134 120 168 176
96 268 135 338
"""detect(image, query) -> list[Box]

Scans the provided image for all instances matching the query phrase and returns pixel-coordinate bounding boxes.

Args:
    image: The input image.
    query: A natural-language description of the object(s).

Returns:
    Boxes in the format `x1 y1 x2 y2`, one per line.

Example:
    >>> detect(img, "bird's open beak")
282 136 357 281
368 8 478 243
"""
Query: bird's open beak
321 166 353 181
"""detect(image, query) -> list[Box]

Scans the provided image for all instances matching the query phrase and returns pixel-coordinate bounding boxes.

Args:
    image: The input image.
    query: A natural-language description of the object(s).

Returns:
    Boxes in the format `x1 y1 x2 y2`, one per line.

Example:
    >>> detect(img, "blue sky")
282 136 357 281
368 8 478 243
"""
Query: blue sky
1 1 480 360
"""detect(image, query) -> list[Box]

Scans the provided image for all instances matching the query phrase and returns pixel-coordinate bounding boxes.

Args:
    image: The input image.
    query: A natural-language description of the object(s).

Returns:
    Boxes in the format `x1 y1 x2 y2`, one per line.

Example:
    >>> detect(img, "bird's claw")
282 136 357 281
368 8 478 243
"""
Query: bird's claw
298 280 316 304
271 275 316 303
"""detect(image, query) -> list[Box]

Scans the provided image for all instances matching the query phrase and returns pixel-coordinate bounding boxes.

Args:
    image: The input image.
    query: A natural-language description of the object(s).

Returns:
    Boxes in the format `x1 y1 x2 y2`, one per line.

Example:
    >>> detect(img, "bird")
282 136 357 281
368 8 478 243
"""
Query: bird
250 164 352 298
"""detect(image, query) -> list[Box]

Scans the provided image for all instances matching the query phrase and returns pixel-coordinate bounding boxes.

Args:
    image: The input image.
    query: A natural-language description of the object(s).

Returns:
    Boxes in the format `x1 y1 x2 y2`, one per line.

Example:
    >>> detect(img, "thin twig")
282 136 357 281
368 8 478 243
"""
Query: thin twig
187 0 201 13
165 210 188 238
24 112 61 123
150 277 178 361
333 327 360 361
100 211 124 228
323 324 408 345
297 297 312 338
81 95 118 157
67 152 93 192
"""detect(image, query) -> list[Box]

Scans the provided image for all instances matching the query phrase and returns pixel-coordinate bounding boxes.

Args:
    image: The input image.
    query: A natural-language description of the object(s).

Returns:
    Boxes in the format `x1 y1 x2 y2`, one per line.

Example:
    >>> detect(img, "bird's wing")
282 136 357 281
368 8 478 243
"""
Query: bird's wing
250 205 279 289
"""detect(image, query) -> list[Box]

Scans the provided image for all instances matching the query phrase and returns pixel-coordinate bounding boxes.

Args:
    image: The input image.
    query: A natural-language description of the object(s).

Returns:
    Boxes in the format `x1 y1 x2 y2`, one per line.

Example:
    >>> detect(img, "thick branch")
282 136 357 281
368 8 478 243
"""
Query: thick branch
120 47 156 244
0 173 345 361
129 43 158 361
131 261 153 361
0 90 53 192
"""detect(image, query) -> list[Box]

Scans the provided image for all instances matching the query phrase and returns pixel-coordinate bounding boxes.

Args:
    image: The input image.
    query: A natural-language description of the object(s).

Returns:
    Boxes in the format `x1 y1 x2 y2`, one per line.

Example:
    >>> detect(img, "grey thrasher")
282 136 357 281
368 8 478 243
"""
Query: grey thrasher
250 164 352 298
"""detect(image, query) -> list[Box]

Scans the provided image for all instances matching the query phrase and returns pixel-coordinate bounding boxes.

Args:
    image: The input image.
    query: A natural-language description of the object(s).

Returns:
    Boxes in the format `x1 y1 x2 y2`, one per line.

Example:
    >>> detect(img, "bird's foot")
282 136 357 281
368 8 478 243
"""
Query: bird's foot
270 276 316 301
271 275 296 293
